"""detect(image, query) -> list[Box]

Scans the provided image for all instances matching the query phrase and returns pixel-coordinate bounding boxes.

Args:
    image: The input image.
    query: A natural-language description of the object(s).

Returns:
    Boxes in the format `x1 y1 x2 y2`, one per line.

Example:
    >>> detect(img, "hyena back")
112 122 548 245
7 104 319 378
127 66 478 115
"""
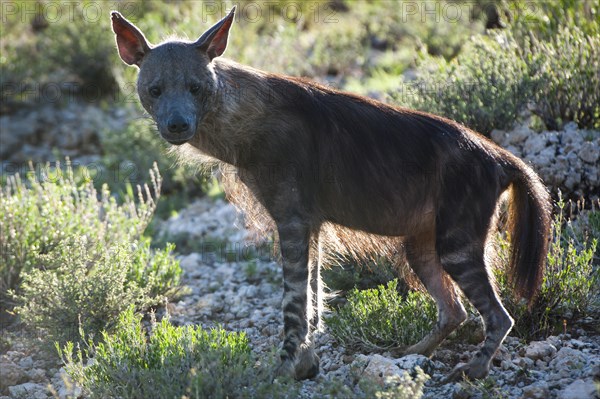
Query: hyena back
112 7 551 381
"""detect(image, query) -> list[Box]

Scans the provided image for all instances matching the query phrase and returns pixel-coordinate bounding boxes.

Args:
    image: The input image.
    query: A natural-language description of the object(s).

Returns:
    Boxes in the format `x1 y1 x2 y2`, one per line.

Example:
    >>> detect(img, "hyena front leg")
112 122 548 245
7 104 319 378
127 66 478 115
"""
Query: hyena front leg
293 236 323 379
309 236 323 332
273 216 319 380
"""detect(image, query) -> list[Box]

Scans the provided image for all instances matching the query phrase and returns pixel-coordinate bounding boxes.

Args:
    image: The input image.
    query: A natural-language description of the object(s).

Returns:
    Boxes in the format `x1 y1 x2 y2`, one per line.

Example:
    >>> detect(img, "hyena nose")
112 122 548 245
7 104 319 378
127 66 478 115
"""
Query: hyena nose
167 115 190 133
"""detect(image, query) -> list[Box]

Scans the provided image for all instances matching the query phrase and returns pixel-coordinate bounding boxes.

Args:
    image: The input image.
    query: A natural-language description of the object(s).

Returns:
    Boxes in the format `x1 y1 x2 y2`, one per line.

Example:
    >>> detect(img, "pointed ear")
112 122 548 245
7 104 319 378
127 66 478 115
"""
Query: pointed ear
195 6 236 60
111 11 151 66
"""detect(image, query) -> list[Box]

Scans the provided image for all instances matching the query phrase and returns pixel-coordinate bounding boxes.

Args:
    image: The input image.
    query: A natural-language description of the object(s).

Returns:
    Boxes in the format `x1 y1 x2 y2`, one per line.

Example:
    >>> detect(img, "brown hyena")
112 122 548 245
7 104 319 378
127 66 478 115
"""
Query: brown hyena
111 7 551 381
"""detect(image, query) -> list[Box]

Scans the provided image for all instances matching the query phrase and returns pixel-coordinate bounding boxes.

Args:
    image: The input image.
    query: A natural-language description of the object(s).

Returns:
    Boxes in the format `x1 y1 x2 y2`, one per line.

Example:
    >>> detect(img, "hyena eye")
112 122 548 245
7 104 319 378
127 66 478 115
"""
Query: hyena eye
149 86 161 98
190 85 201 95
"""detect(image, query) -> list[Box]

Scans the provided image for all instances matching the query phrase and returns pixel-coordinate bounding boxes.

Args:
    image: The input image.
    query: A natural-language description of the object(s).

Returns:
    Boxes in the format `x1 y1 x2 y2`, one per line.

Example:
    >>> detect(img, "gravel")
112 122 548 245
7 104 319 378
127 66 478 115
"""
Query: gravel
491 121 600 200
2 198 600 399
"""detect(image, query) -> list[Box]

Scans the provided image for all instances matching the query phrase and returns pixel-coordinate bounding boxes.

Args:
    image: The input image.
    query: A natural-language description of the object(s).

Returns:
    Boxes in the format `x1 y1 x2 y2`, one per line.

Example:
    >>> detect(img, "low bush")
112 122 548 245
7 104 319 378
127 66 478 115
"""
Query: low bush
0 1 118 104
494 198 599 339
1 159 155 302
13 239 179 346
58 307 262 399
526 26 600 130
1 160 182 345
402 24 600 134
398 32 531 135
325 279 437 351
59 306 428 399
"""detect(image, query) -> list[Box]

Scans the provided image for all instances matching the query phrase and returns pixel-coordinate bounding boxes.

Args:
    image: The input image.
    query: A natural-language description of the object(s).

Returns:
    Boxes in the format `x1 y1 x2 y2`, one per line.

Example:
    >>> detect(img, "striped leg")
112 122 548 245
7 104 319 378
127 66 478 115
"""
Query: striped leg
293 236 323 379
273 217 319 380
404 232 467 357
438 236 514 380
309 236 323 332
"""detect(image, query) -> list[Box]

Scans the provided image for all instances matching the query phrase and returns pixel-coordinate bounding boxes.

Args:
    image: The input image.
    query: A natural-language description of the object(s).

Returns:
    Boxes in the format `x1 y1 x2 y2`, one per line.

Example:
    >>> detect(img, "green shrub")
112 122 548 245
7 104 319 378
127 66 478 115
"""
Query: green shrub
503 0 599 42
59 306 427 399
325 279 437 351
322 257 401 295
1 160 181 345
12 239 179 346
0 1 118 103
403 25 600 133
399 32 531 135
526 26 600 130
1 159 156 303
58 307 263 399
494 198 599 339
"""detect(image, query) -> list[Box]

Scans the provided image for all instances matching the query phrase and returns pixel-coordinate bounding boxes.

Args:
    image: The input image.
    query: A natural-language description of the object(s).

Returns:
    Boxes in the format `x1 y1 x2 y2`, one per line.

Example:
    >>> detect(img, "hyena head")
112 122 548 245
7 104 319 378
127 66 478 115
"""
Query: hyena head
110 8 236 145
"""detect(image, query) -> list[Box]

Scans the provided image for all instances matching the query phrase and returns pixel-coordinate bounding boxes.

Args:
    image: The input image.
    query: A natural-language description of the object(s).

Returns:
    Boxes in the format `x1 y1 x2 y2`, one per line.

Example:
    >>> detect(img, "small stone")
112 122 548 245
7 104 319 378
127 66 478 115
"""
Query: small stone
513 357 534 368
521 382 550 399
8 382 47 399
550 347 588 372
523 133 547 155
342 355 354 364
18 356 34 369
0 360 27 389
359 354 403 386
26 368 46 383
451 382 473 399
395 354 433 375
508 125 533 145
559 379 597 399
579 142 600 164
525 341 557 361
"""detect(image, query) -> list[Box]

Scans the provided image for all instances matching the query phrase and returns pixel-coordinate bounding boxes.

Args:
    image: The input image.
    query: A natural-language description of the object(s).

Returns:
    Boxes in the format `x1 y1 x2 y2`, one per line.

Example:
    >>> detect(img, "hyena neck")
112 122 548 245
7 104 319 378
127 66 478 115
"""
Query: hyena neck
192 58 270 167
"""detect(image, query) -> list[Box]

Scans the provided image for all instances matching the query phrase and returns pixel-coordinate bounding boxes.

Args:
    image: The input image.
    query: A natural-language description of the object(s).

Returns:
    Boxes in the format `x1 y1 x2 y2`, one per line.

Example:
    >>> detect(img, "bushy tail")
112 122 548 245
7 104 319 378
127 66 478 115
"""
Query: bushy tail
506 162 552 305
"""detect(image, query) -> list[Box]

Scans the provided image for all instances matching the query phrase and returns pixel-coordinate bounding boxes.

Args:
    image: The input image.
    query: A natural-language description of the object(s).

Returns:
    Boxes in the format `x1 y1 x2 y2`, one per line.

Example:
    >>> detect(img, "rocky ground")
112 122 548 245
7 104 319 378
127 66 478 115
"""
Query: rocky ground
5 199 599 398
491 121 600 201
155 199 600 399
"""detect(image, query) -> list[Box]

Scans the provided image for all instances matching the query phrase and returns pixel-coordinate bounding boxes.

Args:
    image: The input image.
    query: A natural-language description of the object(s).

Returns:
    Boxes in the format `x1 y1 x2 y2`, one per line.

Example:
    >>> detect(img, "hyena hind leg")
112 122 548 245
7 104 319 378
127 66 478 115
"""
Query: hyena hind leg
439 240 514 381
403 233 467 357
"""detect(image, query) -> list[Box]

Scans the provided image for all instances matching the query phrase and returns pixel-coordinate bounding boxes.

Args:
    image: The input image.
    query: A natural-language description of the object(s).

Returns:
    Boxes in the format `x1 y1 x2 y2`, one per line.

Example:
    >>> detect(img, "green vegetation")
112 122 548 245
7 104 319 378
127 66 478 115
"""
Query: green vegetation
58 307 258 399
59 306 427 399
495 199 599 340
1 160 181 345
400 32 531 134
401 1 600 133
325 279 437 351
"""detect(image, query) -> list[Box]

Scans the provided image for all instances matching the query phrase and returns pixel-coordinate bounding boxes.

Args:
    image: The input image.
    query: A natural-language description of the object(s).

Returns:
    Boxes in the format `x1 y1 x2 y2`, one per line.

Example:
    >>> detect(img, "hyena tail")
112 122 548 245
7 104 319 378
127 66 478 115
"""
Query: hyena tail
506 159 552 306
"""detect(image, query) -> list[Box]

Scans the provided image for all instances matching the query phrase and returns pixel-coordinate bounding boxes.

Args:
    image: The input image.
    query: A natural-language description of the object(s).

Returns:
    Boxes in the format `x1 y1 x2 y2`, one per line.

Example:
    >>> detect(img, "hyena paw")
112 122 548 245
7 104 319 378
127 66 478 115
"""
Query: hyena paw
443 362 489 383
273 358 295 381
295 349 319 380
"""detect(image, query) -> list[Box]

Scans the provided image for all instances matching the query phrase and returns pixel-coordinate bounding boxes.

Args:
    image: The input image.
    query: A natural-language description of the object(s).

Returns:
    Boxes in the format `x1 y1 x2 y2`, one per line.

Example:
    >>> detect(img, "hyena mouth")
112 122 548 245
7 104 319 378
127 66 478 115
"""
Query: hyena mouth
166 138 190 146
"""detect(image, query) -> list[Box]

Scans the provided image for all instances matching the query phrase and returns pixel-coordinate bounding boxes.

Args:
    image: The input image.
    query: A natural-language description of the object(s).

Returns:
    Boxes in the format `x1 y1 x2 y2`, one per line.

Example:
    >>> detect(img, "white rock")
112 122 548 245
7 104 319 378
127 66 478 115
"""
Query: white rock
524 341 557 361
523 133 548 155
579 142 600 164
508 125 533 145
8 382 47 399
549 347 588 370
521 382 550 399
359 354 403 386
559 379 597 399
395 354 433 375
